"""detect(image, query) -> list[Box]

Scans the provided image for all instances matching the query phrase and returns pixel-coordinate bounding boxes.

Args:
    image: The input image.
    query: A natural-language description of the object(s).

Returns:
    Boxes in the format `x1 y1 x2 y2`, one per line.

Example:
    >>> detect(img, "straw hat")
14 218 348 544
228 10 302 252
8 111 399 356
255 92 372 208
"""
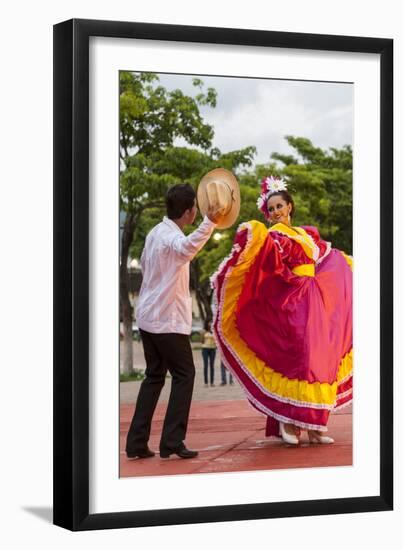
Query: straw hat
197 168 240 229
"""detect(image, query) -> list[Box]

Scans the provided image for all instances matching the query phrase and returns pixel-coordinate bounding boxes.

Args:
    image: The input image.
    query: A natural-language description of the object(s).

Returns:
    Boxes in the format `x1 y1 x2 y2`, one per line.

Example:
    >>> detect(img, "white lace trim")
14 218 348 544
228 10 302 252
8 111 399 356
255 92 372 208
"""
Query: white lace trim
243 378 329 432
215 344 329 432
337 371 353 386
236 221 254 264
333 394 353 411
210 243 241 289
336 387 353 401
212 224 337 412
273 238 284 253
316 240 332 266
270 224 320 261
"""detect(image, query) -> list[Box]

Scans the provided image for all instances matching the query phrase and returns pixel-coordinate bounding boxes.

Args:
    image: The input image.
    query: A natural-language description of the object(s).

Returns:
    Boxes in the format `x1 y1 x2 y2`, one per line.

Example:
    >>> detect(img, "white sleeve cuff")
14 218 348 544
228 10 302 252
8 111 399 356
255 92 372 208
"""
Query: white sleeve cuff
203 215 217 228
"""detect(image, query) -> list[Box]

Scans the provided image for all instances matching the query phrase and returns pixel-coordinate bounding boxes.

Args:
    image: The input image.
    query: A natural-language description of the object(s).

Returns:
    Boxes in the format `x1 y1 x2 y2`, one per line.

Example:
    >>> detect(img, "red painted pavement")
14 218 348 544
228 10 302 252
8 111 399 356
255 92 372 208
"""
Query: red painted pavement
120 400 352 478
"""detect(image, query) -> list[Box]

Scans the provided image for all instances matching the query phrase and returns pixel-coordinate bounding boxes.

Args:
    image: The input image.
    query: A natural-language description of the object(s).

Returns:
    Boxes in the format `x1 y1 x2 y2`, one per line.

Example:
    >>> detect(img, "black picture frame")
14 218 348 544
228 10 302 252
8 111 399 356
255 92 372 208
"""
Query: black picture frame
53 18 393 531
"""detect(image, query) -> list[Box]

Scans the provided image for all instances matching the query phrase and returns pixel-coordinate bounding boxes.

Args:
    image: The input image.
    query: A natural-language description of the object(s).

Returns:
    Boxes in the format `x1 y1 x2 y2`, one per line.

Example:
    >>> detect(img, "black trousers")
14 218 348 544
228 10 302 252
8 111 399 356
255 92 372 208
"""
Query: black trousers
125 329 196 453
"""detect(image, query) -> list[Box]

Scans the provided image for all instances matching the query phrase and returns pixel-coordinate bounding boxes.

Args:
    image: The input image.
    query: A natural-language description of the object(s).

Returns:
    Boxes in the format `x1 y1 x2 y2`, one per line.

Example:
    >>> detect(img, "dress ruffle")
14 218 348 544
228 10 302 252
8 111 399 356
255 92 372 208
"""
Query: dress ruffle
211 220 353 433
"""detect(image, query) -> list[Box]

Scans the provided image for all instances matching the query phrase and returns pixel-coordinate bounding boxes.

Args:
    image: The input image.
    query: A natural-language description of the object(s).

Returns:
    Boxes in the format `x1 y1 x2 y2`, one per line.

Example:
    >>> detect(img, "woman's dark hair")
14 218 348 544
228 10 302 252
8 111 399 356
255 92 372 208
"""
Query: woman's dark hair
166 184 196 220
267 190 296 218
204 319 212 331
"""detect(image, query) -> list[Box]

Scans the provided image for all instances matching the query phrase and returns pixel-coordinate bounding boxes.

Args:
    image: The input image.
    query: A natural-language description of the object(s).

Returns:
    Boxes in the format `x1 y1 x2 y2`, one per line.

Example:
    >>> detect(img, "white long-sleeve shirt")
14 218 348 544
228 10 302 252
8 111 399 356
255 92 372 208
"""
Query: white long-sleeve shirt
135 215 216 334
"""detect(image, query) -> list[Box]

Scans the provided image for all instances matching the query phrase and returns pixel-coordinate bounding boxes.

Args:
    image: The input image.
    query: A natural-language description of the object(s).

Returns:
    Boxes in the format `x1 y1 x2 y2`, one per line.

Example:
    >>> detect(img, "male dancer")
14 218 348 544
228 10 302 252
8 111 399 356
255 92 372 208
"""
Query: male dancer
125 184 222 459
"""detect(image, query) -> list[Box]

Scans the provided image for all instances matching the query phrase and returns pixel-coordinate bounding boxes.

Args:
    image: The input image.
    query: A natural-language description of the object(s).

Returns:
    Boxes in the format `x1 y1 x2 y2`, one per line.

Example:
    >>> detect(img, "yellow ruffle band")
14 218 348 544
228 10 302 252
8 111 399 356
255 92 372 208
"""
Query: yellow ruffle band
337 350 353 383
340 250 353 270
220 220 353 407
269 222 319 260
292 263 315 277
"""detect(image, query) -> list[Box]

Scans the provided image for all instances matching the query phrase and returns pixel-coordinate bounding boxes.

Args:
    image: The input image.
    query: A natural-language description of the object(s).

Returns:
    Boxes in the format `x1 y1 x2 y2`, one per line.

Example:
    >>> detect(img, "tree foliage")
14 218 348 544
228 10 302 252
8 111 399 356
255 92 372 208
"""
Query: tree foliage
119 71 219 373
119 70 353 369
194 137 353 292
119 71 257 369
271 136 353 253
127 145 257 322
120 72 217 215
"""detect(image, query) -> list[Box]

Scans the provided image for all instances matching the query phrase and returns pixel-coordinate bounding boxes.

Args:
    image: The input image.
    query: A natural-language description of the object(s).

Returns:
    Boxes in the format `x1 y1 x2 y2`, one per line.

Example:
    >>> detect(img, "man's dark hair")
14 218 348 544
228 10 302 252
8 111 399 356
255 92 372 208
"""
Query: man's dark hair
165 184 196 220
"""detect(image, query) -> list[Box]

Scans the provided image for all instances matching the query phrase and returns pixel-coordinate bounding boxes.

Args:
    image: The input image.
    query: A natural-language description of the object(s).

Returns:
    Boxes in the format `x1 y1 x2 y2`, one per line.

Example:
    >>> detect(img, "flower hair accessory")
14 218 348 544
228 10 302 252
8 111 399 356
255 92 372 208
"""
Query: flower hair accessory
257 176 288 219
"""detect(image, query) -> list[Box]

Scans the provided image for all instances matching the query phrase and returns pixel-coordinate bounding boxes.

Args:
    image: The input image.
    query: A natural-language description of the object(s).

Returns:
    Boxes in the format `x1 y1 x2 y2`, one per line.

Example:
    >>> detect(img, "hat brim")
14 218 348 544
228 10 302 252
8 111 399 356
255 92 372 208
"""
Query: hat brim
197 168 241 229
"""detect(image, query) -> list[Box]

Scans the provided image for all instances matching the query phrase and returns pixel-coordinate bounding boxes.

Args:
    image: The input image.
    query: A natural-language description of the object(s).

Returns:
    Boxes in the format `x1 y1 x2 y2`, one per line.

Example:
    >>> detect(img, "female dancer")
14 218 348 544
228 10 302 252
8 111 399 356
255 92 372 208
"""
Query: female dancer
211 176 352 445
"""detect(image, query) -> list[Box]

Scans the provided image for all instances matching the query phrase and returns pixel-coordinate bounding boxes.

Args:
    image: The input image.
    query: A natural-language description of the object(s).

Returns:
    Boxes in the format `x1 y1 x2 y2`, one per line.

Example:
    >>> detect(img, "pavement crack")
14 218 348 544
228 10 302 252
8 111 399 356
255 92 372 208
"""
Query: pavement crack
188 428 263 475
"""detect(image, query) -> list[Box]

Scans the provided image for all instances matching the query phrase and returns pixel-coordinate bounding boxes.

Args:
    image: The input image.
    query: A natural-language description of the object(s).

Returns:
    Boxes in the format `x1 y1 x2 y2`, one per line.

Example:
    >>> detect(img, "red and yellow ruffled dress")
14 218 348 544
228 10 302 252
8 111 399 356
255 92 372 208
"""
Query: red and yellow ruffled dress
211 221 353 435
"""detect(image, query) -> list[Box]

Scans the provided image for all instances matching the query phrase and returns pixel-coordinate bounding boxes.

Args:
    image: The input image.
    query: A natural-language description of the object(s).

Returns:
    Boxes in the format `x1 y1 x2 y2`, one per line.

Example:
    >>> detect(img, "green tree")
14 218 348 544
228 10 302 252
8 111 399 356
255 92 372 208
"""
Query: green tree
120 71 256 373
120 72 217 374
195 137 353 311
271 136 353 252
127 145 256 328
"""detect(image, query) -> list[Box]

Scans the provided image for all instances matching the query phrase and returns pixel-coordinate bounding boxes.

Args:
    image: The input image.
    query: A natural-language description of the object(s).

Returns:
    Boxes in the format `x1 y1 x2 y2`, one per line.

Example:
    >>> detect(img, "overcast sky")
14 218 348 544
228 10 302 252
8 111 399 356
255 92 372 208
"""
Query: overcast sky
156 72 353 169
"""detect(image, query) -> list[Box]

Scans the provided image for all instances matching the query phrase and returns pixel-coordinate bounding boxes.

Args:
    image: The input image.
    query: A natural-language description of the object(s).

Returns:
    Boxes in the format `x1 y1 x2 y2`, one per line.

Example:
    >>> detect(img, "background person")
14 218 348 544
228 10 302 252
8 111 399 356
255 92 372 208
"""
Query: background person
220 361 234 386
201 320 217 387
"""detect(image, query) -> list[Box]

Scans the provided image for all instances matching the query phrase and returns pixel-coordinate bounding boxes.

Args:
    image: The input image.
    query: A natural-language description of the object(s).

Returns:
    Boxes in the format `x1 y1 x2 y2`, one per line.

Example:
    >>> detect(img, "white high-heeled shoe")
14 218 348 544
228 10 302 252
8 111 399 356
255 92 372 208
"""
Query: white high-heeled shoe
279 422 299 445
308 430 334 444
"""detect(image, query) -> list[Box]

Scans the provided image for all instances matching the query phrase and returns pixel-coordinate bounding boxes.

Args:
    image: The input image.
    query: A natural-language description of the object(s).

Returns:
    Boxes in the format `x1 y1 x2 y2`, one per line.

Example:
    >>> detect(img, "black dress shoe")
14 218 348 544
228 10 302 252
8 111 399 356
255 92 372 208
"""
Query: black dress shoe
126 447 155 459
160 444 198 459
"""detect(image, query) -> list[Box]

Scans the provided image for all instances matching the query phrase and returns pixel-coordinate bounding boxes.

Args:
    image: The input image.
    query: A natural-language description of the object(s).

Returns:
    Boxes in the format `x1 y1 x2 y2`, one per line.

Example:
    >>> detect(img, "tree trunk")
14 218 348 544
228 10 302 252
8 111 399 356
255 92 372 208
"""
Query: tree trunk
120 211 137 375
199 281 213 322
190 259 213 323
